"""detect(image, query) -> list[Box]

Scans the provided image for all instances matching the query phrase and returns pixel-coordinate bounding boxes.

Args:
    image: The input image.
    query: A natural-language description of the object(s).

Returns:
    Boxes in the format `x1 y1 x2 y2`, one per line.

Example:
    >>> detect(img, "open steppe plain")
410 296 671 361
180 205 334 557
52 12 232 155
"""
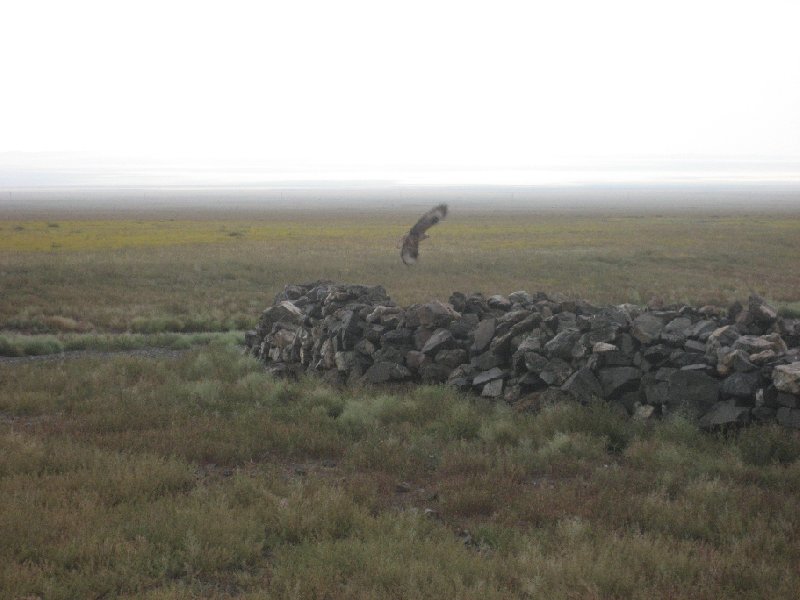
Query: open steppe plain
2 202 800 598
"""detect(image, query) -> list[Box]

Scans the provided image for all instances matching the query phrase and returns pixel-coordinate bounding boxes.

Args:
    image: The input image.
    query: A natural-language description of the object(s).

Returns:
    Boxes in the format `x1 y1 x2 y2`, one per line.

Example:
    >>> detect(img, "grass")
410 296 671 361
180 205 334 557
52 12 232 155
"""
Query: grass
2 345 800 598
2 205 800 597
0 331 244 357
2 209 800 332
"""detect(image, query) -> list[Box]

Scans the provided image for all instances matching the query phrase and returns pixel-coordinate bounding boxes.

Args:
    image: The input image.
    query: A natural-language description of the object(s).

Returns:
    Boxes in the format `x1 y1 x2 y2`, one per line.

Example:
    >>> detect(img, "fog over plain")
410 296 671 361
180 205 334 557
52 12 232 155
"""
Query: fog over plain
2 1 799 212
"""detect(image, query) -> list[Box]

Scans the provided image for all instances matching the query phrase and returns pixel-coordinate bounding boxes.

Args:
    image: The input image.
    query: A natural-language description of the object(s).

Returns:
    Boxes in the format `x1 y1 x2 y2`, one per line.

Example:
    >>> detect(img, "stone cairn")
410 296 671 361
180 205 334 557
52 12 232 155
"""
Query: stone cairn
245 281 800 429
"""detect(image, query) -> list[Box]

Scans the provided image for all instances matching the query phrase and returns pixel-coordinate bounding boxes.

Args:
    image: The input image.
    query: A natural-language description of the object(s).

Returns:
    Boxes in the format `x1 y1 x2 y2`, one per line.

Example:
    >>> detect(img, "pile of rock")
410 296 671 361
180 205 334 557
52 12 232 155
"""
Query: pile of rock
245 281 800 429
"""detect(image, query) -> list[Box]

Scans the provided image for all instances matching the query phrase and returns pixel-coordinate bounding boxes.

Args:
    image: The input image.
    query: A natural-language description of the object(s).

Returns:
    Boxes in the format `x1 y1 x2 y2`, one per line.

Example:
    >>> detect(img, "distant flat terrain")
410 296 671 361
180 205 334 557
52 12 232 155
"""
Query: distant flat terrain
1 196 799 334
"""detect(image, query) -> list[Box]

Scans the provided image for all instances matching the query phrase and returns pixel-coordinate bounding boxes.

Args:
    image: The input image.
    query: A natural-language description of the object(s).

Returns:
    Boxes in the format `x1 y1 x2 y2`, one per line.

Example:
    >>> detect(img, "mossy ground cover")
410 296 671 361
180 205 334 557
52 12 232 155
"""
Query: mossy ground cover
2 208 800 334
2 345 800 598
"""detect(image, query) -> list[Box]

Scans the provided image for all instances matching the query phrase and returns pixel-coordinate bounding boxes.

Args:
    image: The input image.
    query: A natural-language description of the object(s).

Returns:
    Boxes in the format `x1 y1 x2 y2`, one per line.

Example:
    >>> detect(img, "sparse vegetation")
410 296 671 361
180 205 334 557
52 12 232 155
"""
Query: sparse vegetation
2 206 800 597
1 345 800 598
0 331 244 357
2 209 800 332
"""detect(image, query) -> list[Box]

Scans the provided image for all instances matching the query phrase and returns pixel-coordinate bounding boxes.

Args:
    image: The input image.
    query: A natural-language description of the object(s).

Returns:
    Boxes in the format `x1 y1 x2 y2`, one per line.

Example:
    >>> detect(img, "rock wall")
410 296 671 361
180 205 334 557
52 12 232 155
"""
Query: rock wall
245 281 800 429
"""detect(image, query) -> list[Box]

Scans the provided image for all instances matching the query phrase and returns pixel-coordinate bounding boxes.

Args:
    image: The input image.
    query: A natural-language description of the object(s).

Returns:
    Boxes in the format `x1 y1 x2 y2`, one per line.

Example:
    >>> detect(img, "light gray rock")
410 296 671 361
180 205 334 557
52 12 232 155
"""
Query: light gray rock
473 367 505 386
592 342 618 353
435 348 468 368
773 363 800 395
421 328 455 355
487 295 512 310
481 378 505 398
632 313 664 344
334 351 357 372
470 318 496 354
544 329 581 360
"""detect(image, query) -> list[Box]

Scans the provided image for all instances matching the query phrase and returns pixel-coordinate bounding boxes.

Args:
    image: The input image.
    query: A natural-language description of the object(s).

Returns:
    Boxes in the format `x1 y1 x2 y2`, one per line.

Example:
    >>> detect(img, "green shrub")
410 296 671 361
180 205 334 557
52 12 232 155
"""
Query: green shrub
737 425 800 466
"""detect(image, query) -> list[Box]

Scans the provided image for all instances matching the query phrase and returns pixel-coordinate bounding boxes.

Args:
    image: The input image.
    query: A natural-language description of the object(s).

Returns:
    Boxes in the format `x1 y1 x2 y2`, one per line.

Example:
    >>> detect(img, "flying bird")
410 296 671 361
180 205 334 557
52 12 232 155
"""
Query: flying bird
399 204 448 265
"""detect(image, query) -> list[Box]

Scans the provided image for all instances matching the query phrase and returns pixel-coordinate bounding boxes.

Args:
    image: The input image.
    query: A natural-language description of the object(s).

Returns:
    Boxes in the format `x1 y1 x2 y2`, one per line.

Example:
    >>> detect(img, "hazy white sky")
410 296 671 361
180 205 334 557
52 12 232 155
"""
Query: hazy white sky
2 0 799 179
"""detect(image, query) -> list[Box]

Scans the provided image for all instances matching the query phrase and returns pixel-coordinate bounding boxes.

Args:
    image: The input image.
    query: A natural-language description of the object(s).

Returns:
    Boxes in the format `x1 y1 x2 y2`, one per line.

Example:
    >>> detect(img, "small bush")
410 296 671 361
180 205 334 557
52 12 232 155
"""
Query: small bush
0 334 63 357
737 425 800 466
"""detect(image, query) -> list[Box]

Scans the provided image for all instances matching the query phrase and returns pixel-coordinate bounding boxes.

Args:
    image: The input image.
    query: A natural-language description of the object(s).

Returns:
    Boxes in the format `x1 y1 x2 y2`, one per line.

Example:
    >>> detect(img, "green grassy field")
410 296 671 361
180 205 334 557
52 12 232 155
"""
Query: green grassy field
2 209 800 334
2 206 800 598
2 345 800 598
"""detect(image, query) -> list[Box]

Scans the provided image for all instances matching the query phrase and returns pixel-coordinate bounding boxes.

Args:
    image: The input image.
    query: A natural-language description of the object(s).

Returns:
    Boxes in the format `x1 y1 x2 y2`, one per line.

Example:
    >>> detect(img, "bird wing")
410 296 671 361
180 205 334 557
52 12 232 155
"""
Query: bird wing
409 203 448 236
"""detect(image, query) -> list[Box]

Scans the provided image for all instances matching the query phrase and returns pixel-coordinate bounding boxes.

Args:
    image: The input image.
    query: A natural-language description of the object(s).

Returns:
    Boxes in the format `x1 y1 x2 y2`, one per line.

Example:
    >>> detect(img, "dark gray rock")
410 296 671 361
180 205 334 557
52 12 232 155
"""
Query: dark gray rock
617 389 645 414
587 319 620 344
668 349 703 368
667 370 720 413
749 294 779 324
450 313 479 339
520 351 548 373
686 319 718 340
365 323 385 344
598 367 641 399
777 407 800 428
516 332 544 354
644 381 670 405
698 400 751 429
363 361 412 384
539 358 573 386
449 292 467 312
509 314 542 337
405 350 428 371
655 367 677 381
373 346 406 365
662 317 692 344
597 349 634 367
751 406 776 422
420 363 452 384
561 367 604 403
684 339 707 354
435 348 468 368
446 364 476 390
777 392 800 408
544 329 582 360
470 318 496 354
380 328 413 347
643 344 671 364
472 350 502 371
497 309 533 327
464 293 488 315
